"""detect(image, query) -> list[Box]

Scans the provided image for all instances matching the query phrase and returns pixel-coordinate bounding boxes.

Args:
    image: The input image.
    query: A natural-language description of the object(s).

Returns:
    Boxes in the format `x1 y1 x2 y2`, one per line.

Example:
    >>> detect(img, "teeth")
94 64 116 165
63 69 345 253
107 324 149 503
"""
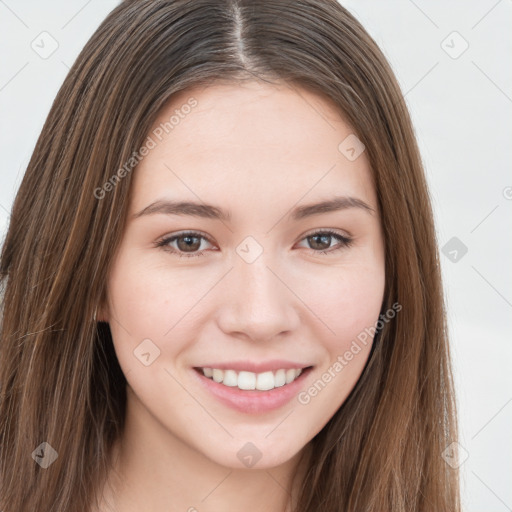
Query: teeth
200 367 306 390
274 369 286 387
238 371 256 390
256 371 274 391
223 369 238 387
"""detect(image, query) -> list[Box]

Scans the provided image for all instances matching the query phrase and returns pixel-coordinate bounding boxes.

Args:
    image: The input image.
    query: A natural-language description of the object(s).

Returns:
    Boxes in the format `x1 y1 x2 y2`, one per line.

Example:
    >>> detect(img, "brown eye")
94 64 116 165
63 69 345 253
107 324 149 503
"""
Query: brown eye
307 233 333 251
175 234 202 252
156 229 353 259
298 230 353 255
156 231 213 258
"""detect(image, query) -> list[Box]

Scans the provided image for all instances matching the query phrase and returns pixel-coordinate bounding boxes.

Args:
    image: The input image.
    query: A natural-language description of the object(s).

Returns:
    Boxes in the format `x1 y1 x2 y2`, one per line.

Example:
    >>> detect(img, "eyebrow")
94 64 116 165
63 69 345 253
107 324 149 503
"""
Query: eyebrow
132 195 375 222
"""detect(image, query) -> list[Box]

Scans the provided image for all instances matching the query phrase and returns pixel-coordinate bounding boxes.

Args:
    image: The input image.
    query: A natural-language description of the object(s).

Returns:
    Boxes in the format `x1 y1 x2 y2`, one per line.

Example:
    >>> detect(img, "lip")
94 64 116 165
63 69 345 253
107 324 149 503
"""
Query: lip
191 366 313 414
193 360 311 373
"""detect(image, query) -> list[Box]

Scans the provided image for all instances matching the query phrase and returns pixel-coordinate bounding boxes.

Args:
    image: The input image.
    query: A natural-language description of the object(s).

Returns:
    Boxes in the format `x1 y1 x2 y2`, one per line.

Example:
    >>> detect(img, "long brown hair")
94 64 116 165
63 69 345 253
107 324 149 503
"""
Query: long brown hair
0 1 461 510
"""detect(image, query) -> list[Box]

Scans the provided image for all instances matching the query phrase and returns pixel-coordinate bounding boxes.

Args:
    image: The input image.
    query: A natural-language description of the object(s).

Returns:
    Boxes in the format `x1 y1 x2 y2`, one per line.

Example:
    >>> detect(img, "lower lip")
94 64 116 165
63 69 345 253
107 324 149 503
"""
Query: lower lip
191 367 313 414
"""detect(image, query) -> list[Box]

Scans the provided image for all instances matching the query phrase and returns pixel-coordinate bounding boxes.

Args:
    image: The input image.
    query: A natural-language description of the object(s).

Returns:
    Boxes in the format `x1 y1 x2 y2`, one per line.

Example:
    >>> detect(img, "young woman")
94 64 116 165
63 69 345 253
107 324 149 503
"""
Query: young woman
0 1 461 510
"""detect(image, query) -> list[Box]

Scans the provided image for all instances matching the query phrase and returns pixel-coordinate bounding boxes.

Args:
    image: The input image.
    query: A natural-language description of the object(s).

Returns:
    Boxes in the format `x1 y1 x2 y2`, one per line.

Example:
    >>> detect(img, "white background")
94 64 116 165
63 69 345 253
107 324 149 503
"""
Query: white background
1 1 511 510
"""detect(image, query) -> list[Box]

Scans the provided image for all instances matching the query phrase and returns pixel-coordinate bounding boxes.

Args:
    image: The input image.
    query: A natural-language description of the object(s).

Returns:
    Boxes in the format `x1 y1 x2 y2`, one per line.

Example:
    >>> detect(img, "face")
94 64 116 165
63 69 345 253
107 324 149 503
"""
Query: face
102 81 386 469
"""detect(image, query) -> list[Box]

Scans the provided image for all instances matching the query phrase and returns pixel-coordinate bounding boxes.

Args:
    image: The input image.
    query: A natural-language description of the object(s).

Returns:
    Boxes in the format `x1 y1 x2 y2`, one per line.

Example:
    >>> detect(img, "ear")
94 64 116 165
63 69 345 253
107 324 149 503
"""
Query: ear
95 297 110 323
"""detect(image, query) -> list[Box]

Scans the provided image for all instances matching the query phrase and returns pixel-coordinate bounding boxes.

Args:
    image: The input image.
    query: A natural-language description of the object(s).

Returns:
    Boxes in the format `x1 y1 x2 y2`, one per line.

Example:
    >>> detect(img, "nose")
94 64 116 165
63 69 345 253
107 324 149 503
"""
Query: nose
215 254 300 342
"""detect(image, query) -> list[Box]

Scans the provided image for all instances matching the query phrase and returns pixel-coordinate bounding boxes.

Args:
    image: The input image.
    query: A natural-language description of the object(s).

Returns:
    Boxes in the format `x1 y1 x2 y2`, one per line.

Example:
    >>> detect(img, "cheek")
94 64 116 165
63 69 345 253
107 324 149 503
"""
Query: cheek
299 262 385 350
105 251 171 367
294 266 384 431
106 250 215 371
107 251 185 333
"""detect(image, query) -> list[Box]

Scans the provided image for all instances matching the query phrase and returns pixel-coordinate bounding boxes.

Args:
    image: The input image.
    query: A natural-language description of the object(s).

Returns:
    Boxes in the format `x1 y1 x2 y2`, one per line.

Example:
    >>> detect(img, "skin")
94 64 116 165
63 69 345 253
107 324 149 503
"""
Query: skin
96 81 386 512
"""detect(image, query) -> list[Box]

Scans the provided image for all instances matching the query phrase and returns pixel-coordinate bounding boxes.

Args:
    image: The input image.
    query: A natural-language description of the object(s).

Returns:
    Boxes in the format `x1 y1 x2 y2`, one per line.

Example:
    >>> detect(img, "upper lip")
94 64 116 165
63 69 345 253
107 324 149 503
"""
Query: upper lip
194 360 313 373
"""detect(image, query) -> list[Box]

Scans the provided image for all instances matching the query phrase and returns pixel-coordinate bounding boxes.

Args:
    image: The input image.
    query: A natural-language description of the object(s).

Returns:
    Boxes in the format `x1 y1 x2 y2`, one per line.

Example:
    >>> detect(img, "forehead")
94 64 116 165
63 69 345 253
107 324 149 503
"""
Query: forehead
131 81 377 218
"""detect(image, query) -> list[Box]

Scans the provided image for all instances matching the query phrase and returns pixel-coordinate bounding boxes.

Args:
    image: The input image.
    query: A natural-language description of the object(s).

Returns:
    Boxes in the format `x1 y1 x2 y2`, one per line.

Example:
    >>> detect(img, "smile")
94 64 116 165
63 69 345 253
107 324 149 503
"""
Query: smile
192 365 314 414
199 367 304 391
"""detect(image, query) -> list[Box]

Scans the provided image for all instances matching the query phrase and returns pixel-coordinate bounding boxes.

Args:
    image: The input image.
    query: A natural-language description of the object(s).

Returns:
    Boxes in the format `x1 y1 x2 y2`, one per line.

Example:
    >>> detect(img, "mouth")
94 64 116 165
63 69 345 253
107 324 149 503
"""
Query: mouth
191 365 314 414
193 366 311 391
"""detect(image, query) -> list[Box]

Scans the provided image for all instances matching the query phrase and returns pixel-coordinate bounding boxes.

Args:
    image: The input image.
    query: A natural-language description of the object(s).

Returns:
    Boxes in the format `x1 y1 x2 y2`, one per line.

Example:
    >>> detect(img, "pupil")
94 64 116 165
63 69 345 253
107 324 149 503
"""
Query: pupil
311 234 330 250
178 235 200 251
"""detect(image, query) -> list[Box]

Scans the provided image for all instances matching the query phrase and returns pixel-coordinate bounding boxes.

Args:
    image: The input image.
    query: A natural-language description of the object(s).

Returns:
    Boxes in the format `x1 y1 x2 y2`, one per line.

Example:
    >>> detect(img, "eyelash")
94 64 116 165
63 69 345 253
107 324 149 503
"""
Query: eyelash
155 229 353 259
